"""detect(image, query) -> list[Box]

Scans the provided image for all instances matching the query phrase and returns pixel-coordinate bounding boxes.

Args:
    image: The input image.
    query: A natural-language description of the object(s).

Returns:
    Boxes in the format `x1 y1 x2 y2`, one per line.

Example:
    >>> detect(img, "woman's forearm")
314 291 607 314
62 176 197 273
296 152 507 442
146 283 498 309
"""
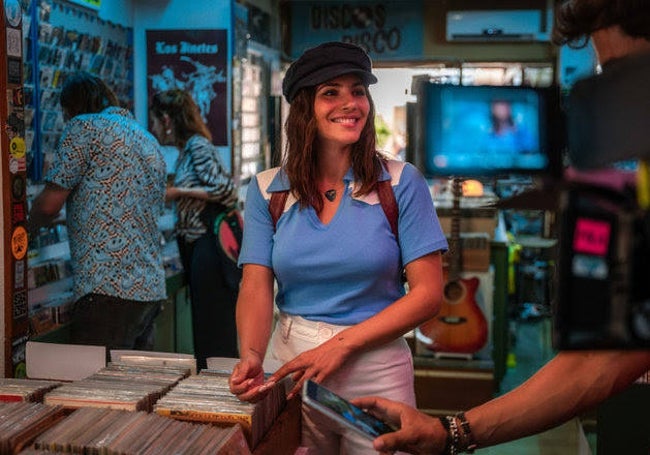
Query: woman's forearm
236 265 276 361
166 186 210 202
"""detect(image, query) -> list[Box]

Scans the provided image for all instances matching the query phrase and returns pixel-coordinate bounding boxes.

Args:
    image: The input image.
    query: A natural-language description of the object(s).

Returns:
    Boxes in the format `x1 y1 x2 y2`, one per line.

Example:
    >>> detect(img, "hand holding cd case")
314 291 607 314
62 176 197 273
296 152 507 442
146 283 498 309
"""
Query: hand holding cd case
302 380 396 441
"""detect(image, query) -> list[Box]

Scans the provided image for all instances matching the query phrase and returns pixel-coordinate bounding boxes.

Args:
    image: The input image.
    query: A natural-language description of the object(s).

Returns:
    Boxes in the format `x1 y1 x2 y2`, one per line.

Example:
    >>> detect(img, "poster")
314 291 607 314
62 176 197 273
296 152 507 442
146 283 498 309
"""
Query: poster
146 29 228 146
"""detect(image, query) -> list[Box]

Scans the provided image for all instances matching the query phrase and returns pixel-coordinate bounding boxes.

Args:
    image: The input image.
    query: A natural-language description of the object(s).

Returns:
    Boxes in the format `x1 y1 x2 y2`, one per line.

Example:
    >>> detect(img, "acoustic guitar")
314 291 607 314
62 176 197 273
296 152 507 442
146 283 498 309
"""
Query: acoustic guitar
417 178 488 354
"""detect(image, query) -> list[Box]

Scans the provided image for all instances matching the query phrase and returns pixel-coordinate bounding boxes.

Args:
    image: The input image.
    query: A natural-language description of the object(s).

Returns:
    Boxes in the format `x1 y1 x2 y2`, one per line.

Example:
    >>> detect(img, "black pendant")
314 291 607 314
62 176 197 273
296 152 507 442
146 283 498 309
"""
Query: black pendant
324 189 337 202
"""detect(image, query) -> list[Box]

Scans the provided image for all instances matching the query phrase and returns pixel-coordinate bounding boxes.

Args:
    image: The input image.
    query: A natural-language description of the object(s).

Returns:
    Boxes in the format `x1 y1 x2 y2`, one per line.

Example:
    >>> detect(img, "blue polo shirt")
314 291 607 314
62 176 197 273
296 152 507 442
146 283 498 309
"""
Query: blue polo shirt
239 160 448 325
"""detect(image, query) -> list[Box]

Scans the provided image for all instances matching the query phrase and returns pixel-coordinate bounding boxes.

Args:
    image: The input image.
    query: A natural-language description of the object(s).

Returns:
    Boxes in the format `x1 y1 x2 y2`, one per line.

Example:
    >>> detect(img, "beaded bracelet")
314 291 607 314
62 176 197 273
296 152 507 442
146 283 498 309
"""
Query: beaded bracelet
439 413 478 454
455 412 478 453
438 415 459 455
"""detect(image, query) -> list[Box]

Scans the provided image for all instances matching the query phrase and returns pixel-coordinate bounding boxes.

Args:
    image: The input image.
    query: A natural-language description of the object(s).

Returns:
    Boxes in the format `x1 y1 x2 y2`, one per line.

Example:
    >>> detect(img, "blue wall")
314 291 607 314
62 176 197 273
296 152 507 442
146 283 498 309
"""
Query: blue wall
97 0 234 170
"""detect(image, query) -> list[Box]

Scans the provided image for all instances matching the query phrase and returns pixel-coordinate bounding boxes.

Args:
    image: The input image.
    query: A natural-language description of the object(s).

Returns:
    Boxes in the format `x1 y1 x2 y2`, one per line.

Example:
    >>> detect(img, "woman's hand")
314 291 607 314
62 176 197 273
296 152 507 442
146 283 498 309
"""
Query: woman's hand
229 354 267 403
263 335 354 399
165 186 182 202
351 396 448 454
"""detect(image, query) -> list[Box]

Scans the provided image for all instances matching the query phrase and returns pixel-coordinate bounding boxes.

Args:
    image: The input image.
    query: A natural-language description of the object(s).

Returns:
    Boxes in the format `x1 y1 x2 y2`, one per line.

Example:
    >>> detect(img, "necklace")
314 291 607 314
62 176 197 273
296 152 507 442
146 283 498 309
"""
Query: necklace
324 189 337 202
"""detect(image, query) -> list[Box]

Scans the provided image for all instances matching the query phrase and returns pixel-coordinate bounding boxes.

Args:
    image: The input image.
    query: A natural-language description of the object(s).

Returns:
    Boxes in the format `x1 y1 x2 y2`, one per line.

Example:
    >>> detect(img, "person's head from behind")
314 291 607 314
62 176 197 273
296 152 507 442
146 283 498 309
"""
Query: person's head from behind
149 88 211 148
59 71 119 121
553 0 650 63
281 41 381 202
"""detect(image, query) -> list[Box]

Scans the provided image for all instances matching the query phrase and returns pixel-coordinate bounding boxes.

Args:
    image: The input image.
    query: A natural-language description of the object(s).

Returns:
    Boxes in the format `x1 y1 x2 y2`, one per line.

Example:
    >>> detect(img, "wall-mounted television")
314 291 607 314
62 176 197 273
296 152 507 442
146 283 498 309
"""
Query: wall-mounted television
419 83 563 178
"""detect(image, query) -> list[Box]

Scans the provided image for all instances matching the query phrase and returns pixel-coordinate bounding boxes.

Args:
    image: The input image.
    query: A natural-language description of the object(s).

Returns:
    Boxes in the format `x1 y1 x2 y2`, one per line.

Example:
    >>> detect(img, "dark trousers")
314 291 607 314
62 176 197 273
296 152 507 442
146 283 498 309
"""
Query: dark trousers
178 230 241 370
70 293 164 360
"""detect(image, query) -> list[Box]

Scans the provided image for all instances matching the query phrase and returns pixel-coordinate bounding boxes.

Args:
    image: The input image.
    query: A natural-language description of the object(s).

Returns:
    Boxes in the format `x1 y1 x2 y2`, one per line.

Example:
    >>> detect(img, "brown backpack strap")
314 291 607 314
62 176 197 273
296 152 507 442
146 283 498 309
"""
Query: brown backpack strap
377 167 405 282
270 162 399 239
269 190 289 230
377 178 399 242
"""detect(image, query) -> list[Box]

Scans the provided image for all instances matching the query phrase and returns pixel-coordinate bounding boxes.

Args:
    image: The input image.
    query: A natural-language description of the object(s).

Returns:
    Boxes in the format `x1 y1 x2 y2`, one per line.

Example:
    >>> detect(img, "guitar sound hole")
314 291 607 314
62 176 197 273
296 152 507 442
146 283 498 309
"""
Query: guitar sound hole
439 316 468 325
444 281 463 301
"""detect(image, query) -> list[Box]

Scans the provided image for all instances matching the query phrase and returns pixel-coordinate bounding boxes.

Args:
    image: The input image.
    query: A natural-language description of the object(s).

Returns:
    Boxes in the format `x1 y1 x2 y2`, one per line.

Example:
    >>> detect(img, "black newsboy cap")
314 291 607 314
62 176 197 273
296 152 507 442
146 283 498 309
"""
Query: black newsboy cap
282 41 378 103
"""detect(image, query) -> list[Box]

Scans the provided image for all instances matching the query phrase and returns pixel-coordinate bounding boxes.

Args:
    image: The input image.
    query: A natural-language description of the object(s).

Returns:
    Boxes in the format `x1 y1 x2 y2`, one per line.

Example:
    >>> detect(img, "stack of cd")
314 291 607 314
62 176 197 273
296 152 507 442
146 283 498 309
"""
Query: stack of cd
43 362 190 412
154 371 287 450
30 407 251 454
0 378 62 403
0 401 66 453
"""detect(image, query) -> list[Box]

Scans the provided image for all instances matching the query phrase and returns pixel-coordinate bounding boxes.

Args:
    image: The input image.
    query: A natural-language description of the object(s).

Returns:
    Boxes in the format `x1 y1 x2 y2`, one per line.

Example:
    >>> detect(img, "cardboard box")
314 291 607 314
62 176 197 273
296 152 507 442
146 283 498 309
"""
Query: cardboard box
413 357 495 415
438 206 497 239
442 233 492 272
26 341 105 381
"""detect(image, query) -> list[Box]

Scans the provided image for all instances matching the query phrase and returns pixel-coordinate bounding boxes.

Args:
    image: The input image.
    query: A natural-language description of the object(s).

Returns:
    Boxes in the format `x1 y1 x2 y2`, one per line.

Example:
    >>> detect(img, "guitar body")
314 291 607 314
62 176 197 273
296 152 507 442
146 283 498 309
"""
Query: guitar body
418 273 488 354
417 177 488 355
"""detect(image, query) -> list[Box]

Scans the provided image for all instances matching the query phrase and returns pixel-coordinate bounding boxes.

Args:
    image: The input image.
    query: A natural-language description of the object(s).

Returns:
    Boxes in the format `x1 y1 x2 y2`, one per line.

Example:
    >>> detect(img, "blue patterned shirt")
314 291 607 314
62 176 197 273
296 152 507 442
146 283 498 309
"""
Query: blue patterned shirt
45 106 167 301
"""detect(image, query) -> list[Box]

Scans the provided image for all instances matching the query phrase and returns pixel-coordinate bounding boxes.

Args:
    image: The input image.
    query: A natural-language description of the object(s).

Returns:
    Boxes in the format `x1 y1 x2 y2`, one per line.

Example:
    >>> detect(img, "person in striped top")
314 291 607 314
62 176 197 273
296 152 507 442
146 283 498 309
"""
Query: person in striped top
150 89 240 369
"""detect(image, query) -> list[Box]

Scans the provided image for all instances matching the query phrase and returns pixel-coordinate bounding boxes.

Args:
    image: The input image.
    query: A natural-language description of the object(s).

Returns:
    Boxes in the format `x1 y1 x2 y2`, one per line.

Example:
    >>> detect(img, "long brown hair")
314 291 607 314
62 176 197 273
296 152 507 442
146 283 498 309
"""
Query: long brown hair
149 89 212 148
283 85 382 212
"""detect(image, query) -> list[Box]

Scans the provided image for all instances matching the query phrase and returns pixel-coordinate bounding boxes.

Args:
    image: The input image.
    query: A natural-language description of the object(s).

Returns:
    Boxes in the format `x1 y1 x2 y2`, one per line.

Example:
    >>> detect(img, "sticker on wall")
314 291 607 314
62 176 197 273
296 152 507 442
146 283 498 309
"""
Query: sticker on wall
9 158 19 174
12 202 26 224
13 362 26 379
14 259 25 290
67 0 101 11
5 110 25 140
8 156 26 174
9 136 26 159
13 291 28 320
11 175 25 200
11 86 24 107
3 0 22 27
7 57 22 84
11 225 28 260
12 334 28 378
5 26 22 58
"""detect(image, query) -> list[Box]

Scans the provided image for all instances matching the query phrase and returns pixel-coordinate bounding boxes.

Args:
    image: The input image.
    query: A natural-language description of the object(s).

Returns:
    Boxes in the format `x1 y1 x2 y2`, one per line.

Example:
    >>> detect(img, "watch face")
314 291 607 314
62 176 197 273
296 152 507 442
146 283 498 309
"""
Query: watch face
4 0 22 27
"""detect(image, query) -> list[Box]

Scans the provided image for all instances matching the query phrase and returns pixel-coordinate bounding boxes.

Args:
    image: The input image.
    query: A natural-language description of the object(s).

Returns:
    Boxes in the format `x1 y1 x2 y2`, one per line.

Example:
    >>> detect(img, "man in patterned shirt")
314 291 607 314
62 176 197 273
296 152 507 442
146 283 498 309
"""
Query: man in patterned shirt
29 72 167 354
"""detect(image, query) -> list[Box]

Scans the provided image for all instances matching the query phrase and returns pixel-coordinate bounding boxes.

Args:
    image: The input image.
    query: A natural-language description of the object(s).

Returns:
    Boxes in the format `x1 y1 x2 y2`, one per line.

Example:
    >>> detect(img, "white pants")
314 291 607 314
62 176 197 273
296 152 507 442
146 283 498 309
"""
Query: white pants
269 313 416 455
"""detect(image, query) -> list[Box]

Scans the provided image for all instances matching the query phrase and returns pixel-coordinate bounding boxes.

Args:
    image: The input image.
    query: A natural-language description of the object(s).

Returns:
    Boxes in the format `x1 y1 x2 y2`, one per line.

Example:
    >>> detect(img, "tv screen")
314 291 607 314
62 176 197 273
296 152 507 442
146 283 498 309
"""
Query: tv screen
421 84 560 177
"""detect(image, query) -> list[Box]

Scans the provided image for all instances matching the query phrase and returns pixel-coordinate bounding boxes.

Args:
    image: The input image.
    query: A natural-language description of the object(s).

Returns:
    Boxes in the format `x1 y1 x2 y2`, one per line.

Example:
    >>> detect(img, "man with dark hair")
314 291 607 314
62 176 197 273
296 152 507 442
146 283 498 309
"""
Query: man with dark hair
29 72 167 354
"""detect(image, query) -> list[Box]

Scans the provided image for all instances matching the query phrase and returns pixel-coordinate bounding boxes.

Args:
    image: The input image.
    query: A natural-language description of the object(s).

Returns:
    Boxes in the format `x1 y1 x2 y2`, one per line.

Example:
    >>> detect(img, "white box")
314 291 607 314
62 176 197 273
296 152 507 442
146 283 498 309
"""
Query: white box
26 341 105 381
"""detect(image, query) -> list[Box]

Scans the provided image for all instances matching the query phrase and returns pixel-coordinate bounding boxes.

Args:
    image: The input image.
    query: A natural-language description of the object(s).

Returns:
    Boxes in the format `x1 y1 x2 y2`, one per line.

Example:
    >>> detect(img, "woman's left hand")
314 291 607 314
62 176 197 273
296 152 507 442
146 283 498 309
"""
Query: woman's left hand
263 335 354 399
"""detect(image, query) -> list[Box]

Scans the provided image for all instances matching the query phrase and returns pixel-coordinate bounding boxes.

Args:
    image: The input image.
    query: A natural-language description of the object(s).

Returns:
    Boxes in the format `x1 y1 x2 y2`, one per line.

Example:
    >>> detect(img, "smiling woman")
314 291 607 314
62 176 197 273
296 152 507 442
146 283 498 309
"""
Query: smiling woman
313 73 370 154
228 41 448 455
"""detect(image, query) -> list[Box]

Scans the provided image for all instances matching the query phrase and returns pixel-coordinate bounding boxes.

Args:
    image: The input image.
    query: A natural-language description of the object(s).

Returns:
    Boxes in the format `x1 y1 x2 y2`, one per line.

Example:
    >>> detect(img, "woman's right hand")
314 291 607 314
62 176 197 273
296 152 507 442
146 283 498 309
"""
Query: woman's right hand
229 355 268 402
165 186 181 202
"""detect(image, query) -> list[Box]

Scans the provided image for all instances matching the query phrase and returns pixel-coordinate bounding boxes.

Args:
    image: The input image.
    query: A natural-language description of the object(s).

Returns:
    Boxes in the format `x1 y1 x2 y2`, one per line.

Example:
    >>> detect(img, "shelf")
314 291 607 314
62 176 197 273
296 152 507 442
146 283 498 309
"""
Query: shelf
28 241 70 267
28 276 73 308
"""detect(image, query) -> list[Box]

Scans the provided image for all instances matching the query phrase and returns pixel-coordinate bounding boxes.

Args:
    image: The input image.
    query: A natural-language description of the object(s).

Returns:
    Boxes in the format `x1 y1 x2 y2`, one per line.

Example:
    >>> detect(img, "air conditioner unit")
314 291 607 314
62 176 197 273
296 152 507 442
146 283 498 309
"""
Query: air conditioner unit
446 10 549 42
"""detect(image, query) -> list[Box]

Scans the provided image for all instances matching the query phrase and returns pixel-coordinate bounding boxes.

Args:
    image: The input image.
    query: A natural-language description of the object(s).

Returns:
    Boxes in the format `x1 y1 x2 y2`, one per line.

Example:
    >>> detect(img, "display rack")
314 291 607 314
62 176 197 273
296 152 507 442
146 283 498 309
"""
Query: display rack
24 0 133 181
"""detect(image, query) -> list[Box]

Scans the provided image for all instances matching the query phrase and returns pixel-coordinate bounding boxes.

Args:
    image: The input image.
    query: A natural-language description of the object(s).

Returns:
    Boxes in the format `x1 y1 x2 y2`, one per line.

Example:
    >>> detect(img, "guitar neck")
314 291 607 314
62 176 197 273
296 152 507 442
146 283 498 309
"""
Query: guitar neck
448 178 463 280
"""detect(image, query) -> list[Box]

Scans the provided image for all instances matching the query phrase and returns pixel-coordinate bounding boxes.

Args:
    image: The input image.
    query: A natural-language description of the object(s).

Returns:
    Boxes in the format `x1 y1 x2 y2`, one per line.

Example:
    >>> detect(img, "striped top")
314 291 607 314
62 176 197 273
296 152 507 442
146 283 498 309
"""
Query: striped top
173 134 237 242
